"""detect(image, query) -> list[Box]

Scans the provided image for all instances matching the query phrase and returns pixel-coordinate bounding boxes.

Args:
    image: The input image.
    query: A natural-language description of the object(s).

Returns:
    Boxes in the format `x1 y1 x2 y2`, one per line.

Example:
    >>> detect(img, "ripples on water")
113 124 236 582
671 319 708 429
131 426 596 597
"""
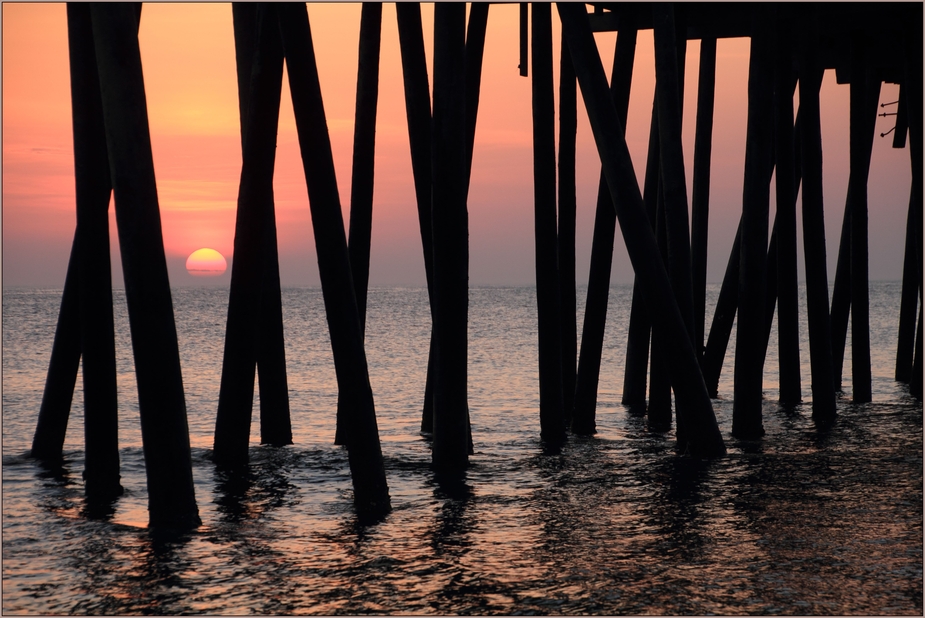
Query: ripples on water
2 284 922 614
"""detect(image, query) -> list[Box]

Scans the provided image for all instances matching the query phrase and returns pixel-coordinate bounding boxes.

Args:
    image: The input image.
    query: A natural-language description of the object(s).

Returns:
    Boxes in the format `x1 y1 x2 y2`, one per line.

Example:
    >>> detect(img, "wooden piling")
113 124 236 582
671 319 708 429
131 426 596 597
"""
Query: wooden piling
774 17 802 404
430 2 470 469
647 193 673 432
733 11 774 440
68 3 121 497
531 3 566 445
702 219 741 398
896 193 918 382
215 4 286 466
90 2 200 527
848 40 880 404
558 35 578 427
830 203 851 392
691 36 717 357
395 4 437 434
621 97 659 409
335 3 382 446
229 4 292 449
653 3 696 445
559 2 725 458
31 240 80 461
798 42 837 423
573 25 636 433
278 2 391 512
906 19 923 401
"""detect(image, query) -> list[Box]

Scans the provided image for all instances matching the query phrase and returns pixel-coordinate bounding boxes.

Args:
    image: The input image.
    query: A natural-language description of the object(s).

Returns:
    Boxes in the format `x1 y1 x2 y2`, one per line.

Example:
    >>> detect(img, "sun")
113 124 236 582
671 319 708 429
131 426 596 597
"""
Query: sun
186 248 227 277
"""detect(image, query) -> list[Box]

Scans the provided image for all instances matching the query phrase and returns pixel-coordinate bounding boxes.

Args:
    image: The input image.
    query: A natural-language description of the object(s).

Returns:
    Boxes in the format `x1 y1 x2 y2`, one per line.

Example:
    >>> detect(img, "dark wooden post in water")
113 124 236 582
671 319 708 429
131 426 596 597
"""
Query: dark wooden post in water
574 24 637 433
896 193 918 382
231 4 292 449
214 4 288 466
334 3 382 446
829 202 852 392
68 3 121 497
733 12 774 440
559 3 725 458
531 3 566 445
691 36 716 357
32 242 81 461
90 2 200 527
773 17 802 404
32 6 123 499
622 98 660 409
798 40 837 423
906 20 924 401
395 4 437 434
558 34 578 427
278 2 390 513
848 41 880 404
430 3 470 470
652 3 696 444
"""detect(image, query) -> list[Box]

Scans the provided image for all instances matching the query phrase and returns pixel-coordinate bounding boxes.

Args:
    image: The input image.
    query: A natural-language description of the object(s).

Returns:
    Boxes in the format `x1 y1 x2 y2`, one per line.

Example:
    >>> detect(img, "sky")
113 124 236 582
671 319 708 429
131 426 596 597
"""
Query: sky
2 3 912 288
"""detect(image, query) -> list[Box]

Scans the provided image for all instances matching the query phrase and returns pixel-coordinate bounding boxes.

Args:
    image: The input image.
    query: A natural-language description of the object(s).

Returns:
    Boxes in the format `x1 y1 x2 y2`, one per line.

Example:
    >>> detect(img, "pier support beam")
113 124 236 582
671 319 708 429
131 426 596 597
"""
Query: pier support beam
559 2 725 457
733 11 774 440
279 2 391 512
691 37 716 357
573 25 636 433
395 4 437 434
798 44 837 423
848 42 880 404
774 17 802 404
653 3 696 445
69 3 121 497
906 19 923 400
90 2 200 528
532 3 566 445
622 99 660 409
32 243 80 462
430 3 471 469
895 193 918 382
336 3 382 445
558 32 578 428
212 4 292 466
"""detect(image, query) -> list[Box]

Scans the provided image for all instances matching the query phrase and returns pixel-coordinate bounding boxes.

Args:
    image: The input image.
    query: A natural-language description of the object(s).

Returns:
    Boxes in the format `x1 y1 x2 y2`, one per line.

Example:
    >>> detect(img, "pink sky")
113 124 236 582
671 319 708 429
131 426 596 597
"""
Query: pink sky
2 3 912 287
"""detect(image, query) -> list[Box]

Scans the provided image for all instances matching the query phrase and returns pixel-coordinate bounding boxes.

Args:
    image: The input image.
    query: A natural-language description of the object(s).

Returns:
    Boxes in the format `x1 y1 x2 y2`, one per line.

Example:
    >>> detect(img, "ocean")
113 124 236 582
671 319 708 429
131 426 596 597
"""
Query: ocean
2 283 922 614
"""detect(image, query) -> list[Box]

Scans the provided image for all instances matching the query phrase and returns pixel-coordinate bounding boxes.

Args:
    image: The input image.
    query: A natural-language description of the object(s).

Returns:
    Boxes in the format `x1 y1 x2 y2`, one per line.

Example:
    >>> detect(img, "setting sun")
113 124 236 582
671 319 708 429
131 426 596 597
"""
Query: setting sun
186 247 227 276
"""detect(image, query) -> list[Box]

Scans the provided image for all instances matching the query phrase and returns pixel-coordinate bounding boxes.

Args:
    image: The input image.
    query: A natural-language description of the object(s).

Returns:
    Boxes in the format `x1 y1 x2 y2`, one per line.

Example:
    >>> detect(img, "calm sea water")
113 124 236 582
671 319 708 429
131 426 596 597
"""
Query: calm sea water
3 283 922 614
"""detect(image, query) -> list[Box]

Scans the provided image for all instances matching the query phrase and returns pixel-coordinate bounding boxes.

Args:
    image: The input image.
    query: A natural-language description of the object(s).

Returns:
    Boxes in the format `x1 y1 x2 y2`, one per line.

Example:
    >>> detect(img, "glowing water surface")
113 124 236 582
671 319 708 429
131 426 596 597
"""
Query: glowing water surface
2 284 921 614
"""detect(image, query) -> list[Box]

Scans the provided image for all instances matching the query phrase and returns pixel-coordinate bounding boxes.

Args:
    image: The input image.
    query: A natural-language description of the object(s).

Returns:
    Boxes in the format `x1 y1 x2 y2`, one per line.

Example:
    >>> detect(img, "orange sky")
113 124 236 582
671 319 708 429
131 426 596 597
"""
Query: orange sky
2 3 912 287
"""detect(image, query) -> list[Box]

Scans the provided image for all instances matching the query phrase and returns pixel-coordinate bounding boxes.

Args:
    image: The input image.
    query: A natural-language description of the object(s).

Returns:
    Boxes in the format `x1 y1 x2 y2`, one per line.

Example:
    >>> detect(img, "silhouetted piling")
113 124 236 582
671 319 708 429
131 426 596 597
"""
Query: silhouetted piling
774 18 802 404
430 3 470 470
691 36 716 357
798 43 837 423
647 192 673 432
230 3 292 449
559 2 725 457
621 96 659 409
733 11 774 440
848 41 880 404
653 3 696 444
702 219 741 398
558 36 578 427
215 4 286 466
336 3 382 445
68 3 121 497
830 202 851 392
32 241 80 461
573 25 636 434
896 194 918 382
906 19 923 401
395 4 437 434
279 2 390 512
90 2 200 528
532 3 566 445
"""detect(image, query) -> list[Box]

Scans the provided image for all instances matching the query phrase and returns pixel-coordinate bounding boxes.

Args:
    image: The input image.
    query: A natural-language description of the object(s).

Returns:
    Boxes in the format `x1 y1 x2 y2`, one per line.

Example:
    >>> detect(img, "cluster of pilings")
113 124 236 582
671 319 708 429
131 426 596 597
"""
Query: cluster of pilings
31 2 922 528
